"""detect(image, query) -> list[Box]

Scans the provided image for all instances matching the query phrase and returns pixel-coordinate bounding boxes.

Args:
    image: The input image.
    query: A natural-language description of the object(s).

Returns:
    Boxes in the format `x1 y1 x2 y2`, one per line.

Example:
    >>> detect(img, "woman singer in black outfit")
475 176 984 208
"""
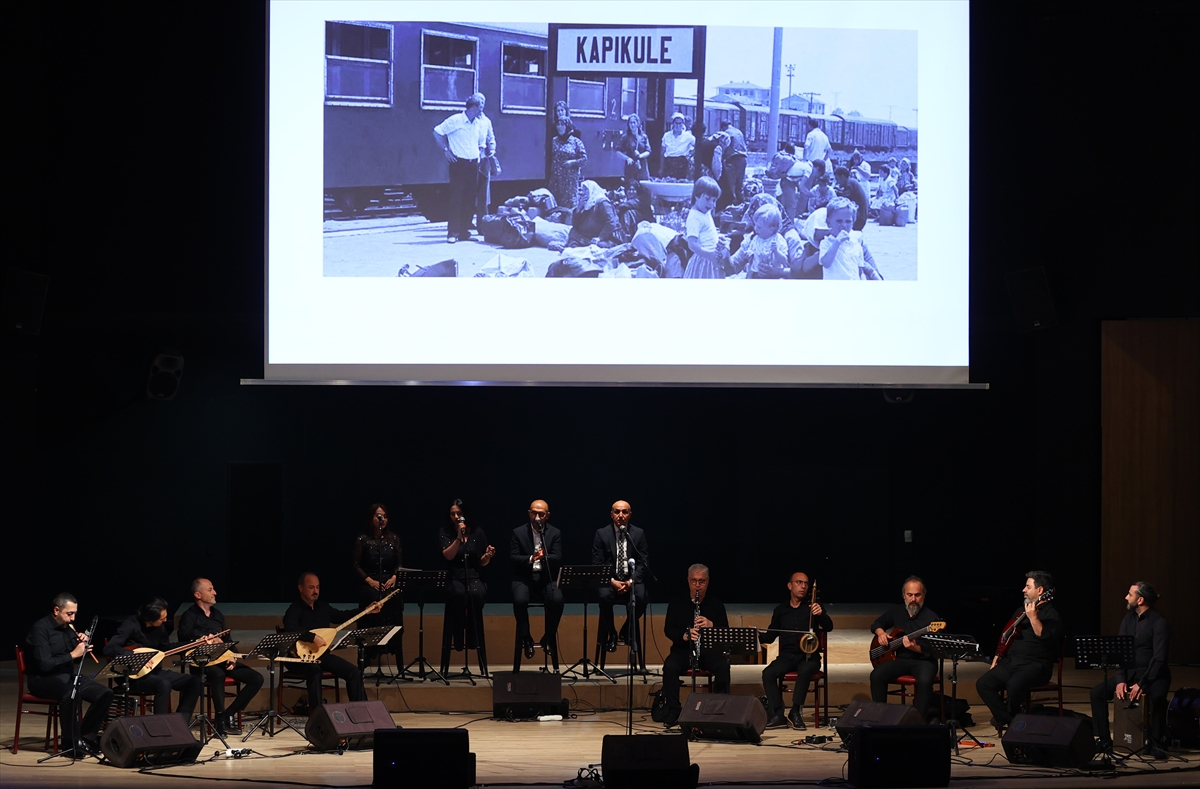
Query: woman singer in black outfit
439 499 495 669
353 503 404 666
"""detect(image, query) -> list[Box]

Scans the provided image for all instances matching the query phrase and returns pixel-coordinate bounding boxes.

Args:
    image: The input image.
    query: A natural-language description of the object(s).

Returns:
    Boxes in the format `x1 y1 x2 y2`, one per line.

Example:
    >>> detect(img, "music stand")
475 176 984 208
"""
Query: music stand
557 565 614 682
694 626 758 705
398 569 449 684
1075 635 1135 759
91 651 157 731
340 626 400 653
923 633 987 754
176 641 239 747
240 632 308 742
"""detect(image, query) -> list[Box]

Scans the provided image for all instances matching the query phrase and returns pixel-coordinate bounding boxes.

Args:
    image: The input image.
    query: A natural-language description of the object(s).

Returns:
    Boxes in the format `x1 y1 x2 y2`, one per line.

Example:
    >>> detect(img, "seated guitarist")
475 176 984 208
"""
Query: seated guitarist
975 570 1062 734
178 578 265 735
104 596 208 719
282 572 380 710
868 576 942 722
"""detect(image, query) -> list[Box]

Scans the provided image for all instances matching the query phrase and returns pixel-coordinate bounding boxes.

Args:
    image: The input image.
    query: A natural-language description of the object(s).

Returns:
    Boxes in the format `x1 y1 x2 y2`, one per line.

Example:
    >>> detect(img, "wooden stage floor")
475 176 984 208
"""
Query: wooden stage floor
3 666 1198 788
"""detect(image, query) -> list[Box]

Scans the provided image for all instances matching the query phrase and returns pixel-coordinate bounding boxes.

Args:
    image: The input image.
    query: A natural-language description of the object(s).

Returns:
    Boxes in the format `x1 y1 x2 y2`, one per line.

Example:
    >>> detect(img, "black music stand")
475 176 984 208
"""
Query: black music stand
1075 635 1135 759
240 632 308 742
177 641 239 747
923 633 987 754
557 565 614 683
399 569 449 684
90 651 157 730
695 627 757 700
343 626 400 655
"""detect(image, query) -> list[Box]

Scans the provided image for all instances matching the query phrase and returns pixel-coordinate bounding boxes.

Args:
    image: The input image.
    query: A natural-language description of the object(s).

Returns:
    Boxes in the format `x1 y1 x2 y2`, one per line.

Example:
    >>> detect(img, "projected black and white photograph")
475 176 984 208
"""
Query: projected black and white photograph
322 22 918 280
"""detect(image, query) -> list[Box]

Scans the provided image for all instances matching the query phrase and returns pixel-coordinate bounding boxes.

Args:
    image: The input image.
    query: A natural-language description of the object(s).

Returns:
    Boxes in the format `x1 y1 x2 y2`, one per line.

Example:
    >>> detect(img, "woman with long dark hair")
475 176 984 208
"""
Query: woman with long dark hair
548 101 588 209
353 503 404 666
439 499 495 671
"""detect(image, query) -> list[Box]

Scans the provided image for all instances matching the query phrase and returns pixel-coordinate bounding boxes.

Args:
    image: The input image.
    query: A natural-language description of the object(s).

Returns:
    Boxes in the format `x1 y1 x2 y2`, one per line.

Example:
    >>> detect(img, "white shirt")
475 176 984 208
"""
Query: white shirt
804 127 831 162
434 112 481 160
661 129 695 158
819 231 865 280
476 111 496 158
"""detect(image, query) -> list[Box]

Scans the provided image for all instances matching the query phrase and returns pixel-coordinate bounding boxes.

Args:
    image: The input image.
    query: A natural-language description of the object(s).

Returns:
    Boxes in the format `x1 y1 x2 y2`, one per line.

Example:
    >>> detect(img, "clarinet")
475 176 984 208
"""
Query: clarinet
691 590 702 668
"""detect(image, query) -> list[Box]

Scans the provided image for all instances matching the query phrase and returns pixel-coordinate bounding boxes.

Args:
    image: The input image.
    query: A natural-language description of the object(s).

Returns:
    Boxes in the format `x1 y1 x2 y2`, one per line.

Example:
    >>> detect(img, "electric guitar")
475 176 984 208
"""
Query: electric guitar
868 622 946 667
994 588 1055 659
293 588 400 660
127 629 231 679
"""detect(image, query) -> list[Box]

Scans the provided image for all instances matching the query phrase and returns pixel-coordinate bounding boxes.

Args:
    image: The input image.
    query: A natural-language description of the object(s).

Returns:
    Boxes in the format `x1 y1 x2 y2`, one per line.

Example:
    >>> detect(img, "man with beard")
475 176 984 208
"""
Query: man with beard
976 570 1062 734
868 576 942 722
1088 581 1170 758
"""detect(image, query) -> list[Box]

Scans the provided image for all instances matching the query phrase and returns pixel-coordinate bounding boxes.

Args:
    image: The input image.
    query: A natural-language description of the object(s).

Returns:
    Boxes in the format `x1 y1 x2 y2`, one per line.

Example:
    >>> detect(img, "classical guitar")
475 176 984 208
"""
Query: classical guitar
993 588 1054 659
293 588 400 660
868 621 946 667
127 629 232 679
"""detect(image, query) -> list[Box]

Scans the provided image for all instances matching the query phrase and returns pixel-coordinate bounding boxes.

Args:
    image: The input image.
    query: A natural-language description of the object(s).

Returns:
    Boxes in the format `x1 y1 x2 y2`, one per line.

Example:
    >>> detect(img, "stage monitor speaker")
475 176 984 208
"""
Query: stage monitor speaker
835 700 925 743
677 692 766 743
305 700 395 750
373 728 475 789
601 734 699 789
847 725 950 788
492 670 567 719
99 714 202 768
1002 713 1093 768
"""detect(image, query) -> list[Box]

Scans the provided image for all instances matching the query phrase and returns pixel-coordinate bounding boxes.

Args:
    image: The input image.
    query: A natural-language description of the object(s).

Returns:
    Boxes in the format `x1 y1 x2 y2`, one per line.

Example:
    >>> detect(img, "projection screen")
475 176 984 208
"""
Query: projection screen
265 0 970 385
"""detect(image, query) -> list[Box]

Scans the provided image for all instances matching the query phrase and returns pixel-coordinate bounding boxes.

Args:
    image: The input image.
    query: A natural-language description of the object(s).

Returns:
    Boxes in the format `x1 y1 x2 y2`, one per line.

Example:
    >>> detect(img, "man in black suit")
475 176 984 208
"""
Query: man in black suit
592 500 650 653
510 499 564 660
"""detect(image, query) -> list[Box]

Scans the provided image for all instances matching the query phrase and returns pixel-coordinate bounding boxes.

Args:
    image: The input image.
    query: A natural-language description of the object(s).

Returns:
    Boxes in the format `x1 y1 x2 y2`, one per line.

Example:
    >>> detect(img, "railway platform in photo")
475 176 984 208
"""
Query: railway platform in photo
322 213 917 279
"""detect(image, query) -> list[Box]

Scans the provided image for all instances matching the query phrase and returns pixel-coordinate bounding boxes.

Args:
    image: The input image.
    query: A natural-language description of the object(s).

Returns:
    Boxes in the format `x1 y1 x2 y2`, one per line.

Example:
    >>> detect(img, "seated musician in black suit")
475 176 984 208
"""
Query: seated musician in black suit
510 499 564 660
105 596 207 719
868 576 942 722
976 570 1062 734
282 572 379 710
661 564 730 727
592 500 650 652
25 592 113 758
760 571 833 730
178 577 264 735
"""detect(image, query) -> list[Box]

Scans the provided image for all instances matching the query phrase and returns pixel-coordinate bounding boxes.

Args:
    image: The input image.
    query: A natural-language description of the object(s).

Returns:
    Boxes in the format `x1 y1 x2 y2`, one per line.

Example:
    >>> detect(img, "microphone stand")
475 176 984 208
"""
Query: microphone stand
39 617 97 763
625 558 638 736
619 526 655 678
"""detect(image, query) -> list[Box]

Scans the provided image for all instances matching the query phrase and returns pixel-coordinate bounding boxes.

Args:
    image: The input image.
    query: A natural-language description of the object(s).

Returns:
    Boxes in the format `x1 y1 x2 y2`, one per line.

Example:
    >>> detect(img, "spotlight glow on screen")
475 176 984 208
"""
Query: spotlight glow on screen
266 0 969 385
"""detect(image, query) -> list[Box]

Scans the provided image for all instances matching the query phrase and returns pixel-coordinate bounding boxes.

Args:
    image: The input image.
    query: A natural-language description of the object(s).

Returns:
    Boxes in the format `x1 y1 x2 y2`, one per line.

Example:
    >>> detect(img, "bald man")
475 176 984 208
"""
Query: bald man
593 500 650 654
510 500 564 663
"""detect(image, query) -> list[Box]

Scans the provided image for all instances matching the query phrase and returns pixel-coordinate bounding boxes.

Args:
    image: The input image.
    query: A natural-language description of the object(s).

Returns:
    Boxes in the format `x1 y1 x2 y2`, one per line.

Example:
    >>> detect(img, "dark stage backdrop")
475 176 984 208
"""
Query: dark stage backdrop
4 3 1196 660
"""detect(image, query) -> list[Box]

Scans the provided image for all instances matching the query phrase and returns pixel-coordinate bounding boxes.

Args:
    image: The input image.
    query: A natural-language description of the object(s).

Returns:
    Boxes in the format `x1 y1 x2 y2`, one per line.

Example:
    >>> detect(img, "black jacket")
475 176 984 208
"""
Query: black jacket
510 522 562 585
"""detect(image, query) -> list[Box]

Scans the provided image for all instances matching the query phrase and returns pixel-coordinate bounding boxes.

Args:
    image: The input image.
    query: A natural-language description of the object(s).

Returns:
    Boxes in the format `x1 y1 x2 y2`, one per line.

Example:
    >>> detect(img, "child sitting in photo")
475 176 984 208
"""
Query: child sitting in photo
683 176 728 279
731 203 789 279
819 196 882 280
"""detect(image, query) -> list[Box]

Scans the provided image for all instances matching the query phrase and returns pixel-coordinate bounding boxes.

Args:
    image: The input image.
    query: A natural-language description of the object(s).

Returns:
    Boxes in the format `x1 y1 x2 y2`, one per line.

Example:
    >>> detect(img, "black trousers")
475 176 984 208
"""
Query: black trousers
1090 672 1171 743
718 154 747 210
447 158 479 239
129 668 204 718
193 663 264 717
292 653 365 709
870 657 938 720
27 673 114 742
662 649 731 716
976 658 1052 726
762 652 822 715
597 583 646 643
444 578 487 650
512 576 564 642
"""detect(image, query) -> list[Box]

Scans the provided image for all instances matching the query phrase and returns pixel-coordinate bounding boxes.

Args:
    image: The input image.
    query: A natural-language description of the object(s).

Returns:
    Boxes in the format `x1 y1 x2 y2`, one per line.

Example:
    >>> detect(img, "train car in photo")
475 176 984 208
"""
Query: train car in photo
323 21 636 218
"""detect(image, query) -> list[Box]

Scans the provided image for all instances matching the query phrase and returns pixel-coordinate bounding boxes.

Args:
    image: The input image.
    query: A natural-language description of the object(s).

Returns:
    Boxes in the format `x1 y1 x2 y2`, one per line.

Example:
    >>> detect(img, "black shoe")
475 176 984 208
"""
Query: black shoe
540 636 555 660
1148 743 1168 761
71 738 97 759
765 714 788 730
522 636 535 660
604 633 618 653
1094 738 1112 755
788 709 807 730
663 712 680 728
218 714 241 735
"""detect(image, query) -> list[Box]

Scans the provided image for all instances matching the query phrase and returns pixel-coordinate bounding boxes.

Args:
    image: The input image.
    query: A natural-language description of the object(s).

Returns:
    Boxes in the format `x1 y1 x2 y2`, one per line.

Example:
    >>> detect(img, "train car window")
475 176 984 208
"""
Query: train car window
325 22 392 107
501 43 546 115
566 78 605 118
421 30 478 110
620 78 639 119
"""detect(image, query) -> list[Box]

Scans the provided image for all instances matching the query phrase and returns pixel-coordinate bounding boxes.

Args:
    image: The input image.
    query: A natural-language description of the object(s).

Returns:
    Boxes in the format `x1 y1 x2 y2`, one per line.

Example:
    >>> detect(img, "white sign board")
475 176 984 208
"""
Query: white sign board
555 27 696 74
